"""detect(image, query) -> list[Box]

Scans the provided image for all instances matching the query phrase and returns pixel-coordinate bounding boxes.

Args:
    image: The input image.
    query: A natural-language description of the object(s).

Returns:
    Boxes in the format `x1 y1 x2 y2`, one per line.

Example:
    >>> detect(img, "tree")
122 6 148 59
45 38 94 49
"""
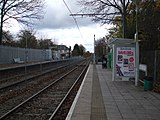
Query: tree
79 44 86 56
78 0 131 38
83 51 92 58
72 44 86 56
17 29 38 48
0 0 45 45
107 16 124 38
106 0 160 50
72 44 80 56
138 0 160 50
2 30 13 45
107 4 136 39
95 37 107 61
38 39 54 49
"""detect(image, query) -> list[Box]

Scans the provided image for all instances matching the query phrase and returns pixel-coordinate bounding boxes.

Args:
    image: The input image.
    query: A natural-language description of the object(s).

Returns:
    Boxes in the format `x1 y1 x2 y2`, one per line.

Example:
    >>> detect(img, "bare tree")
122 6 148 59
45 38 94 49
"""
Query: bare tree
77 0 131 38
18 29 38 48
0 0 45 45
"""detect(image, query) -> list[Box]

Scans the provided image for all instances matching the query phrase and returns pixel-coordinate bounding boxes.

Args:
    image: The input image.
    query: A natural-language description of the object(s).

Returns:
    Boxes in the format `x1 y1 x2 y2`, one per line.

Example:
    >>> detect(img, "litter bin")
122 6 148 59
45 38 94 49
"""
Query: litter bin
144 76 153 91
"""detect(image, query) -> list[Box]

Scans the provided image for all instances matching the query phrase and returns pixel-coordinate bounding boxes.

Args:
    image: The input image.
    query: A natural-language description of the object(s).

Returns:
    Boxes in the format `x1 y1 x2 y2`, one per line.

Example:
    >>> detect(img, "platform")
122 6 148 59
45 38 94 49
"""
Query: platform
66 64 160 120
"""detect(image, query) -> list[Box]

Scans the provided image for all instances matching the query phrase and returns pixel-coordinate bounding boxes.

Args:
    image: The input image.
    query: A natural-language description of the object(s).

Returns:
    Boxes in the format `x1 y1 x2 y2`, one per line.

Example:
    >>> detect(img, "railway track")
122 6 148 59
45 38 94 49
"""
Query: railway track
0 59 75 89
0 58 84 90
0 59 84 116
0 63 70 90
0 58 90 119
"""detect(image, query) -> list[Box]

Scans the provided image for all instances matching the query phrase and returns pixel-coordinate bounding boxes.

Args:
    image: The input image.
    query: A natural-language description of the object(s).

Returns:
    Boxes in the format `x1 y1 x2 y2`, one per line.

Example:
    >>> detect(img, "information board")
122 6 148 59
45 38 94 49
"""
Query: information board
116 47 135 77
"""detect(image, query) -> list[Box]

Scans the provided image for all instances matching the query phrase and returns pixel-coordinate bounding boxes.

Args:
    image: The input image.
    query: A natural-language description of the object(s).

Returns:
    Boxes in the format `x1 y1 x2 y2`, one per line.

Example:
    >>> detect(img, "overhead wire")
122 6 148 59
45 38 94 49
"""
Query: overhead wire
62 0 84 42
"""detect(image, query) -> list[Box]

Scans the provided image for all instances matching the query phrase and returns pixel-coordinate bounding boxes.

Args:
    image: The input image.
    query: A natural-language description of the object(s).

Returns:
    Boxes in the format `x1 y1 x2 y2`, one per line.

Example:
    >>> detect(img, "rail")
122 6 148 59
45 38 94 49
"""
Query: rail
0 59 90 119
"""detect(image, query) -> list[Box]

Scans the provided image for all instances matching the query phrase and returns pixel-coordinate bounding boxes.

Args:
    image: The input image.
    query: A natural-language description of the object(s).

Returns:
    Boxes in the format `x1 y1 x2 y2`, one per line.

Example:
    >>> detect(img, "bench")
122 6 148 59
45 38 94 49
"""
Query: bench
13 58 24 63
139 64 147 84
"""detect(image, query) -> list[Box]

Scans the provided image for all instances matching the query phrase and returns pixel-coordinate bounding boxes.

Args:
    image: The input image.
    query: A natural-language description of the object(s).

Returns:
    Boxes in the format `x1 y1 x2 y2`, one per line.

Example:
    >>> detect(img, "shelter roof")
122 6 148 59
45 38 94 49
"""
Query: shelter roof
108 38 135 46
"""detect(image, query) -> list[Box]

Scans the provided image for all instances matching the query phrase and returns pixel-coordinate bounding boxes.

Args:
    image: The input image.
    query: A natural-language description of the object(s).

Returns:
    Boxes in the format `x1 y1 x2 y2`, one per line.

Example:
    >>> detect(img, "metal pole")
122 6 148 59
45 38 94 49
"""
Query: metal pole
94 34 96 64
112 44 115 81
131 0 139 86
122 0 126 38
135 0 139 86
135 39 139 86
154 50 157 82
25 31 28 77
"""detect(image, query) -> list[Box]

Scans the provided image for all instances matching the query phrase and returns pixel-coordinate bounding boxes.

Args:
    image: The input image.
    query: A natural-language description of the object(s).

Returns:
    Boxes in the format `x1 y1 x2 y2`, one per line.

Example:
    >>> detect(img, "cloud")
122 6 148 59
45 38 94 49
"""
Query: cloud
35 0 93 30
36 23 110 52
33 0 112 52
5 0 111 52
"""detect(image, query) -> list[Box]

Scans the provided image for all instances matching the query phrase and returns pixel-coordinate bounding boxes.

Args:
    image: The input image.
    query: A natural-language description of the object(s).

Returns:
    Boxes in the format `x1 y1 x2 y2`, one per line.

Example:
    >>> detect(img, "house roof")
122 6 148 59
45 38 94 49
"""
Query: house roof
57 45 69 50
51 45 69 50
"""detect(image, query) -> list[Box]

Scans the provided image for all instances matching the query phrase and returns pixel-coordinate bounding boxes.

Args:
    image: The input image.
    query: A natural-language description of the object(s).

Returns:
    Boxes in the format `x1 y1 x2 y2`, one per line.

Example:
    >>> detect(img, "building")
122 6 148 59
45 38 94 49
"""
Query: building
50 45 70 60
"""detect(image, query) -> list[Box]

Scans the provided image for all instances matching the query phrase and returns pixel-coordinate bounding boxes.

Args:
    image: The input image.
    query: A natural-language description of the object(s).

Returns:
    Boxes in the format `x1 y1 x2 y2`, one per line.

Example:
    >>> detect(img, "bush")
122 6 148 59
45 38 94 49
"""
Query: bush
153 82 160 93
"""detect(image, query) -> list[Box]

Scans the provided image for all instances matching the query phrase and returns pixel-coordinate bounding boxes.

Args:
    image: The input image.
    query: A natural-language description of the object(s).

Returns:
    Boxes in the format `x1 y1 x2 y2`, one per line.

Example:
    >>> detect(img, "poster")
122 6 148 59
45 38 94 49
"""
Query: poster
116 47 135 77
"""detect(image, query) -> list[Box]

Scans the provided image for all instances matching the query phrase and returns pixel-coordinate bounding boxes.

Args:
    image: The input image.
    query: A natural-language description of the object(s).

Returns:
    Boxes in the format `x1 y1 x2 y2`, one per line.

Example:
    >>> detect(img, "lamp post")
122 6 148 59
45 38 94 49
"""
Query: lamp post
131 0 139 86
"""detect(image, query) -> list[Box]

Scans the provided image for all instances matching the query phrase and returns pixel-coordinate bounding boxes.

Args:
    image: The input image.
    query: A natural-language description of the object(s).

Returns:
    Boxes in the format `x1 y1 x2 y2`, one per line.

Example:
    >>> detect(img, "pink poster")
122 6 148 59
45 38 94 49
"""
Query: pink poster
116 47 135 77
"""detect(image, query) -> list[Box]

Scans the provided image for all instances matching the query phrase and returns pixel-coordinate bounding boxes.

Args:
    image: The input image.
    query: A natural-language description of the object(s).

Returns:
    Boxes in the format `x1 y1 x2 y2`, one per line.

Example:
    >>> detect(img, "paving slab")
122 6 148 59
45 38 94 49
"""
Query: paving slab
66 64 160 120
97 64 160 120
66 65 93 120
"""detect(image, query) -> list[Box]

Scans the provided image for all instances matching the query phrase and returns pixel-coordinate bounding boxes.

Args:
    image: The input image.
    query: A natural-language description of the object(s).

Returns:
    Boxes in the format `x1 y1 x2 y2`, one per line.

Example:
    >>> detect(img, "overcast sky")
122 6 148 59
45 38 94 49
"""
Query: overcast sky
7 0 112 52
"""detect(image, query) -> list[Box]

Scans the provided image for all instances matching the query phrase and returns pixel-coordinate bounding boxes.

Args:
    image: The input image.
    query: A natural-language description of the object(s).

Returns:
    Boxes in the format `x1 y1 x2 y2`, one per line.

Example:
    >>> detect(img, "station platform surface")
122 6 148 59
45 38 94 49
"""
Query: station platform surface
66 64 160 120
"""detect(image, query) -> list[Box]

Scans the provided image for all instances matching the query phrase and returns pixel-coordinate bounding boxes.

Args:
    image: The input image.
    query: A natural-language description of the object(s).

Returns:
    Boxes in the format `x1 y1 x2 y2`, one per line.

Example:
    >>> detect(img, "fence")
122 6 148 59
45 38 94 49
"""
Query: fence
0 45 52 64
139 50 160 83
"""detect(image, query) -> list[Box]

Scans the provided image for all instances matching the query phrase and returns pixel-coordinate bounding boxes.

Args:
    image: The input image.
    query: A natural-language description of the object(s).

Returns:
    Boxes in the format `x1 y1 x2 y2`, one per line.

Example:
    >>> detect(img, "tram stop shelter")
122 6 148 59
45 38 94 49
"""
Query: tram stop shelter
109 38 139 86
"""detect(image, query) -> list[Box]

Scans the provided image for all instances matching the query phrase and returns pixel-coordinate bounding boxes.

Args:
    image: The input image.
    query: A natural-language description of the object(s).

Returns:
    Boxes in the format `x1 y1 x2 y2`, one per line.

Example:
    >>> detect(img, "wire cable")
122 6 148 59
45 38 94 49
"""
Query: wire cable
62 0 84 42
